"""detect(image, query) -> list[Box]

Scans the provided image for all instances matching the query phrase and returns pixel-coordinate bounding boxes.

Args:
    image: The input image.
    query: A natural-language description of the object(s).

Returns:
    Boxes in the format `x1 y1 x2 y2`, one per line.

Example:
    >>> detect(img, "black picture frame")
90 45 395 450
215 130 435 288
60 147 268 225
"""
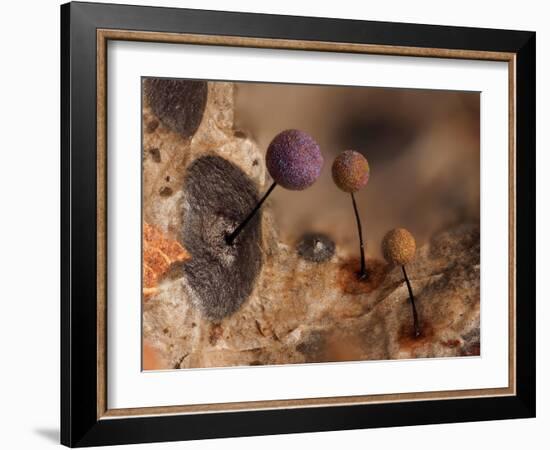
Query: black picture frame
61 1 535 447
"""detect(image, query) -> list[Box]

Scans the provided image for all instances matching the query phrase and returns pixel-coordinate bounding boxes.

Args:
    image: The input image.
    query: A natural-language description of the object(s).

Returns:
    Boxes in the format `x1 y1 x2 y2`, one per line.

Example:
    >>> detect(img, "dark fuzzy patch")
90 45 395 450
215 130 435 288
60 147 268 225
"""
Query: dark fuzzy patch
460 327 481 356
181 155 262 321
430 224 480 266
296 233 335 263
144 78 207 138
460 341 480 357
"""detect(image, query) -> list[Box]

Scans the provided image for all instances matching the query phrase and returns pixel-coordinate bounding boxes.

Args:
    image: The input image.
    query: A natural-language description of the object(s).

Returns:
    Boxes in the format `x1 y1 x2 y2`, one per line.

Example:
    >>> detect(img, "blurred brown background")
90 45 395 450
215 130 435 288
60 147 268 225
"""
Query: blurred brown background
234 82 480 258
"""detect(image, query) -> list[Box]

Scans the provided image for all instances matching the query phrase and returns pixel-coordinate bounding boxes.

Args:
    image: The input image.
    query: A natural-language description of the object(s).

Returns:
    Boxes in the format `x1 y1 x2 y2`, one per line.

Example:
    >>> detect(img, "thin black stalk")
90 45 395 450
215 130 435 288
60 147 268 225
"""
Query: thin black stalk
402 265 420 338
351 192 367 279
225 181 277 245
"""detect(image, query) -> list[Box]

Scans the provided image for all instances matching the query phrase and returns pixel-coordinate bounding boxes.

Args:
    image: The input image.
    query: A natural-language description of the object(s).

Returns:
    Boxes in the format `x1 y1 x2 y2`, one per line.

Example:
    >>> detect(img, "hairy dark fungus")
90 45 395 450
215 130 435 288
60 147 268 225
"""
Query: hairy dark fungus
144 78 207 138
182 155 262 321
296 233 335 263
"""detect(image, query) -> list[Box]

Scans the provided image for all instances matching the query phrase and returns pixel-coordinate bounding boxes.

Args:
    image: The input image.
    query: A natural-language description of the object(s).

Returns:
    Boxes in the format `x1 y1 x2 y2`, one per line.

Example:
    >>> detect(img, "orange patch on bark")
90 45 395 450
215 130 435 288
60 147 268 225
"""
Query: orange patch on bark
143 263 158 288
324 332 365 362
143 222 190 299
143 342 165 370
441 339 461 348
337 258 388 295
398 322 435 355
209 324 224 346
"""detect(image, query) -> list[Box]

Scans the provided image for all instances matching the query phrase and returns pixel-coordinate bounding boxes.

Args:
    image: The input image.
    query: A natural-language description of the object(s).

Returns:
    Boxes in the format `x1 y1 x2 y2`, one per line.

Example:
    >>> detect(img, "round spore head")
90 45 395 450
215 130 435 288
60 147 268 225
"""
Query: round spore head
265 129 323 190
331 150 370 193
382 228 416 266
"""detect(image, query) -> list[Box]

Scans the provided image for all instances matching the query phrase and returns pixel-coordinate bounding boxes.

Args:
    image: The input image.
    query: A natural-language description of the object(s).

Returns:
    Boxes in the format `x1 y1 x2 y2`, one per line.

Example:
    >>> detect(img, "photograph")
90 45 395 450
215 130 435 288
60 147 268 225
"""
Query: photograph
54 1 537 447
141 77 481 370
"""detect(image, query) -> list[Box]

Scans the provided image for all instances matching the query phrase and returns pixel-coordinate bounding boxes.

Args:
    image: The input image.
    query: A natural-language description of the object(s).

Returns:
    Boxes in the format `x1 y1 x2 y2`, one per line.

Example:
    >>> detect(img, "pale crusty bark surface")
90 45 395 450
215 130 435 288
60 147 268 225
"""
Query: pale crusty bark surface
142 80 480 370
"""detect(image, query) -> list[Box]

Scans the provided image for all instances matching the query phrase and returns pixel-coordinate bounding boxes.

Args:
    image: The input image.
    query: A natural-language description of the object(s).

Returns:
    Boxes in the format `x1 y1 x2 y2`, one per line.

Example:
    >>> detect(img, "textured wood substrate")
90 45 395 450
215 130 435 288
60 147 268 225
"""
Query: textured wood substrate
142 80 480 370
143 224 480 369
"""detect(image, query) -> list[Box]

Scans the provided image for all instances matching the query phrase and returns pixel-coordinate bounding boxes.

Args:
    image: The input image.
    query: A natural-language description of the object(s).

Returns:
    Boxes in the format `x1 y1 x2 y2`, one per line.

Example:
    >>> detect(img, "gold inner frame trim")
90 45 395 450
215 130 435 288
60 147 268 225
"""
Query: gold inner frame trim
96 28 517 420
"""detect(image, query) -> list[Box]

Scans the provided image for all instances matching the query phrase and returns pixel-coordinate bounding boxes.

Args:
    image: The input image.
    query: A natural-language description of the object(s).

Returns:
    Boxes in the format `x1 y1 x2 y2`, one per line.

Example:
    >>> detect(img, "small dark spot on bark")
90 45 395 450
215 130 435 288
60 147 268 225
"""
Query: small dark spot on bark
209 324 224 345
233 130 247 138
163 328 169 334
296 233 335 263
441 339 461 348
148 147 161 163
181 155 262 321
249 360 262 366
296 330 327 363
460 341 480 356
165 175 170 182
145 119 159 134
255 320 265 337
191 322 196 328
144 78 207 138
163 261 186 281
252 159 259 166
159 186 173 197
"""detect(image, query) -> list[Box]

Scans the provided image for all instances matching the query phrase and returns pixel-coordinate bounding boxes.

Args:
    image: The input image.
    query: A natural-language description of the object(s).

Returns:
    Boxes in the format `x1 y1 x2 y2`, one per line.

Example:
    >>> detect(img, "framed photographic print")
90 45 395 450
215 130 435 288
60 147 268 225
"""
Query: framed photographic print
60 1 536 447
